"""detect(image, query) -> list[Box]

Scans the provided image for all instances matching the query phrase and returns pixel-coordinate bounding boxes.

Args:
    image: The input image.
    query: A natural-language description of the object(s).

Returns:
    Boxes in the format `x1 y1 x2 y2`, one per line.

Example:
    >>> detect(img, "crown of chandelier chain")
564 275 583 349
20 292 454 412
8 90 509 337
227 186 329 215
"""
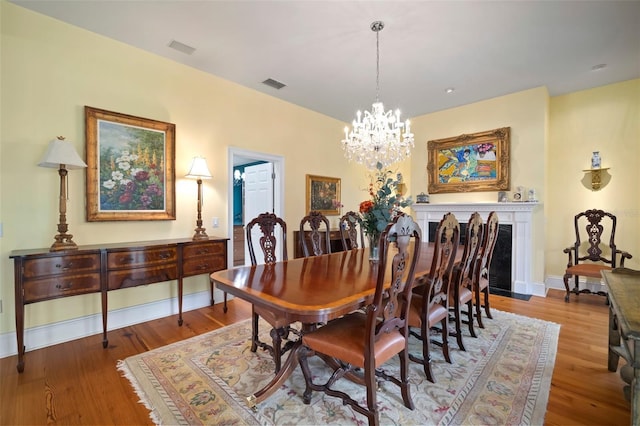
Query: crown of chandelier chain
341 20 414 170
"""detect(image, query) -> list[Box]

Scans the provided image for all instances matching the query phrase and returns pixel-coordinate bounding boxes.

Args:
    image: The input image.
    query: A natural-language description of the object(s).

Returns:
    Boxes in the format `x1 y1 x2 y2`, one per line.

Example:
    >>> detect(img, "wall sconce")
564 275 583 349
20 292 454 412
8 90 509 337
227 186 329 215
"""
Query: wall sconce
38 136 87 251
582 151 610 191
186 157 212 240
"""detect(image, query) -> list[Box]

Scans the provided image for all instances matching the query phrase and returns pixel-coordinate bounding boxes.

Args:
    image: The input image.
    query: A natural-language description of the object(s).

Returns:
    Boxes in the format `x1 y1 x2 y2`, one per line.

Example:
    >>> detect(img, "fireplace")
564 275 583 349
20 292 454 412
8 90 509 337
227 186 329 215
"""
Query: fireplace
412 202 539 295
427 222 512 291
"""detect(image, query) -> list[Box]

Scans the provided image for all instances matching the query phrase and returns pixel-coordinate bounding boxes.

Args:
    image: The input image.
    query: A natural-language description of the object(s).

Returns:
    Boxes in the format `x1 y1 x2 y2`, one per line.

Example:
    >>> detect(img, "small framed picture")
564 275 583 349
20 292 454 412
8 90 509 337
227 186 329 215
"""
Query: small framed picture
305 175 341 215
498 191 508 202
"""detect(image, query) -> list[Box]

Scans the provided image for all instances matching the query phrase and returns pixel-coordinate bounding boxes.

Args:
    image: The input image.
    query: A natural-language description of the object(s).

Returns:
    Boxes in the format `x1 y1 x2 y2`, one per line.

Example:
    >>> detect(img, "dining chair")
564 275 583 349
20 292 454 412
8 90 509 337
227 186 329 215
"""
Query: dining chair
246 212 295 373
339 210 365 250
408 212 460 382
473 211 499 328
297 215 422 426
299 211 331 257
562 209 633 302
450 212 483 351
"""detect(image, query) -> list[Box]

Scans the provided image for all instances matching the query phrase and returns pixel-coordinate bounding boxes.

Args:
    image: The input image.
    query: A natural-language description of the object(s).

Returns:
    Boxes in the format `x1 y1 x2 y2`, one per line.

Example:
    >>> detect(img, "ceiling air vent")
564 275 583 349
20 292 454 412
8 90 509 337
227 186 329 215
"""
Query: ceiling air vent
168 40 196 55
262 78 286 90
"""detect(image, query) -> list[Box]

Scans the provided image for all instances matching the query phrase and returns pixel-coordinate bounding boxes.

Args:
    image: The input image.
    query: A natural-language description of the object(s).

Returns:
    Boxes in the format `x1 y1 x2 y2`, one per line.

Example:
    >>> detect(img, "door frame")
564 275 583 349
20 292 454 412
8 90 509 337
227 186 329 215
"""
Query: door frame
227 147 285 268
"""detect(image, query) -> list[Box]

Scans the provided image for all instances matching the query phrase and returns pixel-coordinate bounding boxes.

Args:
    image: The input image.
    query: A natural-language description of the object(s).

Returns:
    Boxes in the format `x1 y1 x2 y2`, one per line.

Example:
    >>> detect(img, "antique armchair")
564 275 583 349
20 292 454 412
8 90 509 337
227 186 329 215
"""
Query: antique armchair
297 215 421 426
408 212 460 382
450 212 484 351
246 212 296 372
563 209 633 302
299 211 331 257
473 211 499 328
339 210 365 250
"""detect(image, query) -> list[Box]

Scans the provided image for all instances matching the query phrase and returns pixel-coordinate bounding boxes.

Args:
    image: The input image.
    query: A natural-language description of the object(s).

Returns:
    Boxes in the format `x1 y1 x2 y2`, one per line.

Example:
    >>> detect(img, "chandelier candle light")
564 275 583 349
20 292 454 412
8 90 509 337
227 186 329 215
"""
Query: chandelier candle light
186 157 212 241
342 21 414 170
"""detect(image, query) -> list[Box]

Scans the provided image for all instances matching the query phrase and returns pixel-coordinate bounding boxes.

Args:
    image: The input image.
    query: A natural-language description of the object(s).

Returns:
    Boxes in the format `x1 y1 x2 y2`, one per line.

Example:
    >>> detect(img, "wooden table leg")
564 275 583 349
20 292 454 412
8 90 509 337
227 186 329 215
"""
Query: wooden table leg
247 340 302 408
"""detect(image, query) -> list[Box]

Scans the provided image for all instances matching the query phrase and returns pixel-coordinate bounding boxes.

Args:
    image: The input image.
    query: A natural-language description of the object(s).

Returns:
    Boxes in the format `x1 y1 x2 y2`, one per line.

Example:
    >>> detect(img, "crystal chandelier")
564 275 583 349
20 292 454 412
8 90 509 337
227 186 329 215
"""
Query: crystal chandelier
342 21 414 170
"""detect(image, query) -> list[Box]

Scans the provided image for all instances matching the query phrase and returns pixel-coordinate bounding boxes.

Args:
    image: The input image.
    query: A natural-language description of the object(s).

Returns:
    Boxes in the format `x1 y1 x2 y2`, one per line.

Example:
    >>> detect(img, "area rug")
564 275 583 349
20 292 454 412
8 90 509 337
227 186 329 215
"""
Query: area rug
118 310 559 425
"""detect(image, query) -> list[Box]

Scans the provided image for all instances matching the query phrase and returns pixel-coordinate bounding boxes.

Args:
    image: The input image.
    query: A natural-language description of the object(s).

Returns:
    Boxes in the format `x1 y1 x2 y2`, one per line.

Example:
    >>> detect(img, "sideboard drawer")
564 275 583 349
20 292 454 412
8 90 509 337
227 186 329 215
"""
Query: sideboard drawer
23 254 100 278
183 256 226 276
107 265 178 290
182 241 225 258
23 274 101 303
107 247 177 269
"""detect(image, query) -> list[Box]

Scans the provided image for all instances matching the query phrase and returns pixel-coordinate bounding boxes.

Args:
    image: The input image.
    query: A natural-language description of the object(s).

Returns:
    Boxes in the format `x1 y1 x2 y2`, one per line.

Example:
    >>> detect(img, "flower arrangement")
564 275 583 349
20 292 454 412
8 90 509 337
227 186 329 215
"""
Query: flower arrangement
359 163 412 241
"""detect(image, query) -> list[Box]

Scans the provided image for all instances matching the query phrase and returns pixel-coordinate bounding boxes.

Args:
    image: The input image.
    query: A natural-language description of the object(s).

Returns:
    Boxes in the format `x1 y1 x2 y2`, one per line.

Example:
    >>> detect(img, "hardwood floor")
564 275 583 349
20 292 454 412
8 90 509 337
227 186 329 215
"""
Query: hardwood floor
0 289 630 425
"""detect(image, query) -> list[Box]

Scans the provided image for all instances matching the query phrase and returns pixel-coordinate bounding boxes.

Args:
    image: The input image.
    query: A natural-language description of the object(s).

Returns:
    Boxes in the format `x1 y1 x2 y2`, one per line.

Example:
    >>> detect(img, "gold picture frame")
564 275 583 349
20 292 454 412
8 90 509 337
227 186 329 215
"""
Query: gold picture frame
85 106 176 221
305 175 341 216
427 127 510 194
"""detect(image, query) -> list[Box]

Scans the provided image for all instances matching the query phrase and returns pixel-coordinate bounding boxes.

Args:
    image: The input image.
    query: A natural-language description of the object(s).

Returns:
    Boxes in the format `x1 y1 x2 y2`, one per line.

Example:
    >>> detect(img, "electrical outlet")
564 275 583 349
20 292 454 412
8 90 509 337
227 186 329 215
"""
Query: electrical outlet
212 217 219 228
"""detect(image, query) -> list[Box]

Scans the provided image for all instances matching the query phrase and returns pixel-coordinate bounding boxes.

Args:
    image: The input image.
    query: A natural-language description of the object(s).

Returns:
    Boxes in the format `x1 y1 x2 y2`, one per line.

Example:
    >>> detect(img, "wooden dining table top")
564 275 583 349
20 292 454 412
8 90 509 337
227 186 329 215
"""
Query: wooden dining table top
210 242 450 324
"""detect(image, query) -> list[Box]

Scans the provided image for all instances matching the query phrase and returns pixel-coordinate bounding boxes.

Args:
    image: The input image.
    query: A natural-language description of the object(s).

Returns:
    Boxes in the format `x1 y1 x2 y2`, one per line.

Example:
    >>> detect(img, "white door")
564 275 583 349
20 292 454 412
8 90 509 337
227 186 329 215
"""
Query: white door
243 162 276 265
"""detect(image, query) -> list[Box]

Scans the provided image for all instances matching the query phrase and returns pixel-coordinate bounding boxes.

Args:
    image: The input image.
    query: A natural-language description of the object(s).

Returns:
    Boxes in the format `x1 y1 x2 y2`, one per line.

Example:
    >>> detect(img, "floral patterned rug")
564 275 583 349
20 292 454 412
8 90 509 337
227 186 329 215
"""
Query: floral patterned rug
118 310 559 425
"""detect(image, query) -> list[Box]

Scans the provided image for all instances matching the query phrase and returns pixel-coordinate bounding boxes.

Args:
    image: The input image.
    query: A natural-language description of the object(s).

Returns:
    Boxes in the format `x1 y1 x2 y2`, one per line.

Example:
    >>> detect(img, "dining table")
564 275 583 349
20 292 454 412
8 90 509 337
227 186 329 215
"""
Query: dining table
210 241 457 407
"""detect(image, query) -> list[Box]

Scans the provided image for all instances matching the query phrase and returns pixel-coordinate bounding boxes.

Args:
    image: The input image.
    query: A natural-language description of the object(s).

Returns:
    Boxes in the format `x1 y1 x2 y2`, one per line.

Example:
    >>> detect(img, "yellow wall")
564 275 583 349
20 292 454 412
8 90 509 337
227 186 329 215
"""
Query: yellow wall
0 2 379 333
409 87 549 284
547 79 640 276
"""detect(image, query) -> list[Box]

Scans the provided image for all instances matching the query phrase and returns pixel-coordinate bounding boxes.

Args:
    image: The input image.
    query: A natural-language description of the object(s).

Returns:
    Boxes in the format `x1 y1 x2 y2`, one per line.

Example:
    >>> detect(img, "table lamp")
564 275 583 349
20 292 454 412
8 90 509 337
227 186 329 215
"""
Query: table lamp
38 136 87 251
186 157 212 240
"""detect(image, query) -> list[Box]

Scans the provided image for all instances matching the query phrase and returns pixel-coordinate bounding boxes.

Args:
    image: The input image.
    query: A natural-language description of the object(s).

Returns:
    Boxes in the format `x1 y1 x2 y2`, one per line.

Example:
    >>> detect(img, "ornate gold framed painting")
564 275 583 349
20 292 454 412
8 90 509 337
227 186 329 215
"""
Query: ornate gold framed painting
427 127 510 194
85 106 176 221
305 175 341 215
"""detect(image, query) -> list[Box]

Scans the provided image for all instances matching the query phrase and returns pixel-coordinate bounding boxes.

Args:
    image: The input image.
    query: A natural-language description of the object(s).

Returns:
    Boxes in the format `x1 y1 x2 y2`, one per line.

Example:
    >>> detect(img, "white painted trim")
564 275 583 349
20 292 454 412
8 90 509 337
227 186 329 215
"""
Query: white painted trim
0 289 223 360
545 274 607 293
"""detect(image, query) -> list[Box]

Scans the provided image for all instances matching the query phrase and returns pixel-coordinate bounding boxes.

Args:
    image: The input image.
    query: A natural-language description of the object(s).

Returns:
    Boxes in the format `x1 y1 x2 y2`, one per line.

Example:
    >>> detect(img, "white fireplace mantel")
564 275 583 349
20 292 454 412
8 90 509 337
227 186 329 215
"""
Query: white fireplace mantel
412 202 542 295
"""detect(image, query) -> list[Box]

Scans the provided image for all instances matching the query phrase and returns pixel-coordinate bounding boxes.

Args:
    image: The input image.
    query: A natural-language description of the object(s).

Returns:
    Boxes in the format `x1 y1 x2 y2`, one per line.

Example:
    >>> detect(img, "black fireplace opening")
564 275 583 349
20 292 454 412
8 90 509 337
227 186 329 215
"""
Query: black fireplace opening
427 222 512 292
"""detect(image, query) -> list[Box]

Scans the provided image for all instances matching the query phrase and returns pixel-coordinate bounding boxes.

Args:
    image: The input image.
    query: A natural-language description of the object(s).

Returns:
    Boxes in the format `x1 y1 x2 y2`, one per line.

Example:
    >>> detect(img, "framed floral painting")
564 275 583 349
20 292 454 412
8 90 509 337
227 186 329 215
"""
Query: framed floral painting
427 127 510 194
305 175 341 215
85 106 176 221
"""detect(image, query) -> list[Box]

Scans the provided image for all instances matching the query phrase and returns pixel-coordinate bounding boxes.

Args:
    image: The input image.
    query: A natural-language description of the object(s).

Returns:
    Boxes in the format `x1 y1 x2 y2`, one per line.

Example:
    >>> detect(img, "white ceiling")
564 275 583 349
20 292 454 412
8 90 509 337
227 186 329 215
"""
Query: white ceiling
11 0 640 123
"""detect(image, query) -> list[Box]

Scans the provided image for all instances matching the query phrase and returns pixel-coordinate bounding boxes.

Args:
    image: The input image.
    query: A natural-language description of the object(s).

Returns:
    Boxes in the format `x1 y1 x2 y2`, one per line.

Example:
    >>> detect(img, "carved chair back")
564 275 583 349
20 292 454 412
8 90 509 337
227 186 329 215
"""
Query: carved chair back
299 211 331 257
246 212 288 266
338 211 365 250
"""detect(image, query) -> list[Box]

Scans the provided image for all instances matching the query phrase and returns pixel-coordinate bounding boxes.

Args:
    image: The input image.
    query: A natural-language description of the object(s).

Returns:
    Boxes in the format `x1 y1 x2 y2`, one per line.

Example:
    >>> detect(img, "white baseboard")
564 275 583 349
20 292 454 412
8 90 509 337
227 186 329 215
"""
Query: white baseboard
545 274 607 293
0 288 230 360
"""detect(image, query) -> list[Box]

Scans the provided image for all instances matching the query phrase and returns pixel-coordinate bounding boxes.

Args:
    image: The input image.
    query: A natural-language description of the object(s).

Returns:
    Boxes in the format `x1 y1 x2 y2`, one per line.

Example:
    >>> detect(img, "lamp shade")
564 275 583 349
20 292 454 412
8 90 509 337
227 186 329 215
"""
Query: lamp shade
38 136 87 169
186 157 212 179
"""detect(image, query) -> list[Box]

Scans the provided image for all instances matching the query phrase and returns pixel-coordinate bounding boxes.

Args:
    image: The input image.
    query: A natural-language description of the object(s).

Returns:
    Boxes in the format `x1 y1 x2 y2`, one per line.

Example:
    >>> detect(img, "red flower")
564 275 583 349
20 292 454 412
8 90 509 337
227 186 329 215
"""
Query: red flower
359 200 374 213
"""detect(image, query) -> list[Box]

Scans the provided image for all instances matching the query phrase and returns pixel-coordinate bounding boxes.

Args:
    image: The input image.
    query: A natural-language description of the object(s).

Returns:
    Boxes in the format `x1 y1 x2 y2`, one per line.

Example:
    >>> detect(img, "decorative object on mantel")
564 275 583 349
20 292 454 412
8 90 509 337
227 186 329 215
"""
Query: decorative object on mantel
341 21 414 170
186 157 212 240
582 151 610 191
513 185 525 202
38 136 87 251
427 127 510 194
416 192 430 203
498 191 509 202
528 188 538 202
359 164 412 261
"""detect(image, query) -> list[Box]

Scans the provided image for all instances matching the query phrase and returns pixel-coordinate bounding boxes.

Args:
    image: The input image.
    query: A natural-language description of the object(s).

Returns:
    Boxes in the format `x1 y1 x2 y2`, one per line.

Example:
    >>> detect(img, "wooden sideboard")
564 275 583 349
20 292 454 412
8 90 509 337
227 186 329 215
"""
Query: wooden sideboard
10 237 228 373
603 268 640 425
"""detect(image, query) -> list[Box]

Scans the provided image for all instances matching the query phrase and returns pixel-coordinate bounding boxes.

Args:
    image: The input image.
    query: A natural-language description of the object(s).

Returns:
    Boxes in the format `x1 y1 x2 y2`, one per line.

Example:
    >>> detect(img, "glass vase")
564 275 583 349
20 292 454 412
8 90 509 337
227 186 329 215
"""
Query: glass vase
367 234 380 262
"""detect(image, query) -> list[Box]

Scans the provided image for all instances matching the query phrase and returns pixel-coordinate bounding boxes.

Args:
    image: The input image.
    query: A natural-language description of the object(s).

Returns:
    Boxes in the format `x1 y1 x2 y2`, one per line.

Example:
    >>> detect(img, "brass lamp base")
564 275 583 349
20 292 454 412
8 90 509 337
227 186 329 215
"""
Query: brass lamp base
50 233 79 251
192 228 209 241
